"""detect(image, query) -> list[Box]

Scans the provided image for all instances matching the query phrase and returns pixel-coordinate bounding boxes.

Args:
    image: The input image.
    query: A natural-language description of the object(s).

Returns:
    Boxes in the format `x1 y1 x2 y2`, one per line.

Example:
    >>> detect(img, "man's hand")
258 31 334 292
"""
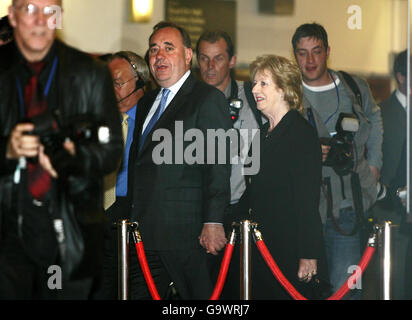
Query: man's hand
321 144 331 163
369 165 380 182
38 139 76 179
199 224 227 255
6 123 40 159
38 145 58 178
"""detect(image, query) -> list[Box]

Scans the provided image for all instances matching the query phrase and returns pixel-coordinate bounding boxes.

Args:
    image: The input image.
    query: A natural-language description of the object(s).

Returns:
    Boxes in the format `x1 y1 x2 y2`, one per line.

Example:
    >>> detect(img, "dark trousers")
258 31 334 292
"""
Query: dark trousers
93 196 130 299
210 202 242 300
0 236 94 300
93 197 174 300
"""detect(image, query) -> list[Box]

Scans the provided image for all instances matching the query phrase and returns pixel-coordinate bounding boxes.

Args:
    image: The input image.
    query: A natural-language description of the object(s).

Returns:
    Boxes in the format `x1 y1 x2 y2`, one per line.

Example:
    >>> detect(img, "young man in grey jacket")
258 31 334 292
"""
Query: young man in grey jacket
292 23 383 300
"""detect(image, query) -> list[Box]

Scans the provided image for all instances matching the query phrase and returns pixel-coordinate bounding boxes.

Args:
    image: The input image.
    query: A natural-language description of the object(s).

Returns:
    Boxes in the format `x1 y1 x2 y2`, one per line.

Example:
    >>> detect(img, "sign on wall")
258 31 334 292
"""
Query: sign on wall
165 0 236 52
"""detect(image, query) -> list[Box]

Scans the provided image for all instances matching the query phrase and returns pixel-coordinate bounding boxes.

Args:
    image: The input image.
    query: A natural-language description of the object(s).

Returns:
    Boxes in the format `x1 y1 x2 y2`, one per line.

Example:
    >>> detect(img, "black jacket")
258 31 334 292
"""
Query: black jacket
0 40 123 279
240 110 328 299
130 73 232 251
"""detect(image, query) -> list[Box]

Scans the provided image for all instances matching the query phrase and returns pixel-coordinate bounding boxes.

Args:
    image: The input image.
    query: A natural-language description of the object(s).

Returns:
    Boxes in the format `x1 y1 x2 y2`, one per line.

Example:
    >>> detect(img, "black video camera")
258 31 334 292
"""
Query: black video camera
26 111 111 177
320 113 359 176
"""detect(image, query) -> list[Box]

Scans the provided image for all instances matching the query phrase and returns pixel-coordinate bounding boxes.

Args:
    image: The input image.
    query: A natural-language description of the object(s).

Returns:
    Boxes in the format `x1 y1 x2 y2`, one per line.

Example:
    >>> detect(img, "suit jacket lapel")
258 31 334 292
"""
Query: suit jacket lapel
138 73 196 156
131 89 158 158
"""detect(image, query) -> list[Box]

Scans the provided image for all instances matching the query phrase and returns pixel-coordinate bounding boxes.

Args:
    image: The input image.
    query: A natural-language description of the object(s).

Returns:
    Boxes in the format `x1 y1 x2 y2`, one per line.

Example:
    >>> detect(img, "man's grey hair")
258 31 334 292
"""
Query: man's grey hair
111 51 150 85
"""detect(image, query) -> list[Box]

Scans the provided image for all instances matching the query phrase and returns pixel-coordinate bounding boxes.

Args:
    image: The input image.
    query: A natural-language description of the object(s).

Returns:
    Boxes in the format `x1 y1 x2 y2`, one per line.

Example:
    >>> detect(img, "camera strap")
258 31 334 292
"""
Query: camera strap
323 175 361 236
338 71 363 109
229 78 239 100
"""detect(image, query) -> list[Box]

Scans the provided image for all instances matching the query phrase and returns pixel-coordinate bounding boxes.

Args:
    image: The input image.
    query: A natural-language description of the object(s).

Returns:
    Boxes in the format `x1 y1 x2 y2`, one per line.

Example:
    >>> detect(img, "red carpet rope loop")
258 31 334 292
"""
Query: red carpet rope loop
132 228 236 300
253 228 376 300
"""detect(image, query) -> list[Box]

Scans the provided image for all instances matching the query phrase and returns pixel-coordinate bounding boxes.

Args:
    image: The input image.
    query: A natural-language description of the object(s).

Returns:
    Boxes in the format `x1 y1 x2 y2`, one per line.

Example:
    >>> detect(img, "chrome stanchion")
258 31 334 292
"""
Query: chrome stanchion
239 220 256 300
118 219 130 300
377 221 393 300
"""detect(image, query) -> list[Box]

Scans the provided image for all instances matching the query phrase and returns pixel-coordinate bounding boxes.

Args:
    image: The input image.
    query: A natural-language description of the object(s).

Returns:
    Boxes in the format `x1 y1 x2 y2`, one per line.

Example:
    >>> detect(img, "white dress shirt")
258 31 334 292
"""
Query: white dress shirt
142 70 191 133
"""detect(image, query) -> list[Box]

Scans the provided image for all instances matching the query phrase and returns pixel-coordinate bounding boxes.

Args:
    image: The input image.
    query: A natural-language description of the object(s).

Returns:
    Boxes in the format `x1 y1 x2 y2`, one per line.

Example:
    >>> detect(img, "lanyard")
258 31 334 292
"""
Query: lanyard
16 56 58 118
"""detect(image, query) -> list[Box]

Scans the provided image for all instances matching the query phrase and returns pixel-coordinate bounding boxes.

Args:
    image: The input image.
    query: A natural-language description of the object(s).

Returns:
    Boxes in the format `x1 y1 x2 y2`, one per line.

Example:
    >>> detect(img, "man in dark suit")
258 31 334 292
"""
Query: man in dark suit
368 49 410 299
128 21 232 299
379 50 407 197
94 51 150 299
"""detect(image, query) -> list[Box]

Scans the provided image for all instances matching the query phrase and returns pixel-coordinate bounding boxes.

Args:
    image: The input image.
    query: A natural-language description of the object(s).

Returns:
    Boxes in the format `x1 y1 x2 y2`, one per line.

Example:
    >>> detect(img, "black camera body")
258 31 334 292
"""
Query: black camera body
321 113 359 176
27 111 111 177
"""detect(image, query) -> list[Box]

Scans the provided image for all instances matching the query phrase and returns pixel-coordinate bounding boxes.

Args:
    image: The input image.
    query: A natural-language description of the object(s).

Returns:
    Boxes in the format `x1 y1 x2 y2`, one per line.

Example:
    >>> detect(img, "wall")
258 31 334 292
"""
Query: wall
60 0 123 54
0 0 11 17
237 0 407 75
1 0 409 76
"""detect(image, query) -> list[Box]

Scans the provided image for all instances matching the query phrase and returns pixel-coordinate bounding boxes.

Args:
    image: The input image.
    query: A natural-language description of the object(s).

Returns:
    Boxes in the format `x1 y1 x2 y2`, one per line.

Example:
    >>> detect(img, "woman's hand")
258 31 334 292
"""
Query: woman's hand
298 258 317 283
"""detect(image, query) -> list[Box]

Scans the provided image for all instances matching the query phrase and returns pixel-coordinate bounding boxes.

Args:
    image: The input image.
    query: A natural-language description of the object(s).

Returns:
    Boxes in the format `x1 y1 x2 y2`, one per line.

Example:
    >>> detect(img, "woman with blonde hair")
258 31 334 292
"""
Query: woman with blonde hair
239 54 328 299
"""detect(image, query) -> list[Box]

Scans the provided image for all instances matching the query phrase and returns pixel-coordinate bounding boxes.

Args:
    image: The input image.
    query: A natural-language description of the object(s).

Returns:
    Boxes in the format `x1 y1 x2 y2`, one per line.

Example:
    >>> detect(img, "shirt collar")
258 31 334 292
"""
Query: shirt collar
395 89 407 108
223 80 232 99
16 40 57 79
126 104 137 120
163 70 191 95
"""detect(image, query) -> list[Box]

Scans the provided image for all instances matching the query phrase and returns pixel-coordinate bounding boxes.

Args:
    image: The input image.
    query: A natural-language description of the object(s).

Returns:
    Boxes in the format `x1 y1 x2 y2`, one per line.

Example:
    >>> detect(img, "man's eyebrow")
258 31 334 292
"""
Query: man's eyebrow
149 41 175 48
164 41 175 47
296 45 322 51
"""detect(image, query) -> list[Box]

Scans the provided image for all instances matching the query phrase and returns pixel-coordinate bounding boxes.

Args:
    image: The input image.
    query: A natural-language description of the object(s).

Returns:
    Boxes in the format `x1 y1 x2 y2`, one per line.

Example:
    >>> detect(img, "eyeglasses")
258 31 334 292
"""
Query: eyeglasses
113 76 137 89
14 3 59 17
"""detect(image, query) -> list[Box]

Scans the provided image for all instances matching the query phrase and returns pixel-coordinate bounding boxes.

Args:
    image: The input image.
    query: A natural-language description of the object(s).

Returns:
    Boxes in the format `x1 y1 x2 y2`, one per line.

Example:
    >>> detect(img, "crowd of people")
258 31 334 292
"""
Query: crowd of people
0 0 410 300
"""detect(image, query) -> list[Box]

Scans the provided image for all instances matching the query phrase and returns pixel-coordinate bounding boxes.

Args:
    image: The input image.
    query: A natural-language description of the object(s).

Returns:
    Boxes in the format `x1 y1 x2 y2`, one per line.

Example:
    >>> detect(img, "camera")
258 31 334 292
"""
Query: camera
26 111 111 177
321 113 359 176
228 98 243 123
0 15 13 43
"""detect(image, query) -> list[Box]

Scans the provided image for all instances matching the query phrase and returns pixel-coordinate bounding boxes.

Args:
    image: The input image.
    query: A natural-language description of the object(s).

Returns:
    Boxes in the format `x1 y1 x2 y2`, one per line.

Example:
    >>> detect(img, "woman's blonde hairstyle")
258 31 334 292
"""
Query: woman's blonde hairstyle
250 54 304 114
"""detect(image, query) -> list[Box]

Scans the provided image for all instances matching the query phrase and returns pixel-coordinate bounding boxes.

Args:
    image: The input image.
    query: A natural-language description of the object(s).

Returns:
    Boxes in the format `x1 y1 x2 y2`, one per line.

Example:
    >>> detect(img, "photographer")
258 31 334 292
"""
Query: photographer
0 0 122 299
292 23 383 299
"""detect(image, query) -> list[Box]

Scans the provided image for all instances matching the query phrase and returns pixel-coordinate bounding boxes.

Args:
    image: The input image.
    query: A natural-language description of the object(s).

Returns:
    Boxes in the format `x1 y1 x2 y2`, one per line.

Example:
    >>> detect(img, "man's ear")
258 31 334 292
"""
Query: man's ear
8 5 17 28
185 47 193 66
396 71 406 86
229 55 237 70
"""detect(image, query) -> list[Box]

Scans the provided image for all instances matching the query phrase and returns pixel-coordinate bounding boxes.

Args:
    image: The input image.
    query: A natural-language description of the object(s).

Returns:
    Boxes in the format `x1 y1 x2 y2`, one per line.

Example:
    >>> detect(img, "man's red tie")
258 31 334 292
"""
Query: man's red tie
25 61 51 200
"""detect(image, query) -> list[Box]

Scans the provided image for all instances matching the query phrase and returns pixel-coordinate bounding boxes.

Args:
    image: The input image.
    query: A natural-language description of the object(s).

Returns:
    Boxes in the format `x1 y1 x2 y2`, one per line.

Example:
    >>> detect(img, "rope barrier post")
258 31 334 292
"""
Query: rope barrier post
239 220 256 300
117 219 130 300
377 221 394 300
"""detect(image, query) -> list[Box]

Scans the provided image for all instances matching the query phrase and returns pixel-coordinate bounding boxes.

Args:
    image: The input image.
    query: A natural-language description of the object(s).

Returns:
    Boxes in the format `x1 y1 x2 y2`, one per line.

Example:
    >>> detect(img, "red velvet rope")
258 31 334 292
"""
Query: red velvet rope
134 234 235 300
255 240 307 300
134 242 161 300
327 246 375 300
210 242 235 300
255 239 376 300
